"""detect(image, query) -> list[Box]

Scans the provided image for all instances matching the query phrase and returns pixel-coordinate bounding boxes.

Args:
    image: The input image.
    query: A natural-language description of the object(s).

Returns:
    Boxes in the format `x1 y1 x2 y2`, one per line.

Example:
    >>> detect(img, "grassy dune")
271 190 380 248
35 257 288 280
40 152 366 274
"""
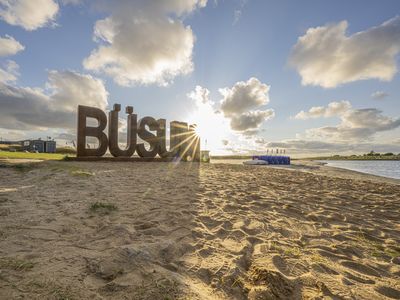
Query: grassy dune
0 151 68 160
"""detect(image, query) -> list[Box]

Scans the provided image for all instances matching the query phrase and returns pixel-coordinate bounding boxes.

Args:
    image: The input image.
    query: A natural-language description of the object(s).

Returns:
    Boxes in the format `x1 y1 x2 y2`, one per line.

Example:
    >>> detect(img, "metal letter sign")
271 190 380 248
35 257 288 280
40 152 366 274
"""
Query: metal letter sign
76 104 200 161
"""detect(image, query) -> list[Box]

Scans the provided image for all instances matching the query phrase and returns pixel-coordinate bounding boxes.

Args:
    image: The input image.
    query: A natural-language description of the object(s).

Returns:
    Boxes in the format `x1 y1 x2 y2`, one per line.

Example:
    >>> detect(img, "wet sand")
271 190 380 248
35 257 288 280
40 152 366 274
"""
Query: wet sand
0 160 399 299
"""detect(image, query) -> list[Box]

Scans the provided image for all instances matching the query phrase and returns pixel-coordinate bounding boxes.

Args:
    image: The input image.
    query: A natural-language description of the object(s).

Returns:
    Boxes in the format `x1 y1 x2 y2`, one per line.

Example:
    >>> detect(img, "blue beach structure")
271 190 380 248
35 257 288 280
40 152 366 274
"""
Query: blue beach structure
252 155 291 165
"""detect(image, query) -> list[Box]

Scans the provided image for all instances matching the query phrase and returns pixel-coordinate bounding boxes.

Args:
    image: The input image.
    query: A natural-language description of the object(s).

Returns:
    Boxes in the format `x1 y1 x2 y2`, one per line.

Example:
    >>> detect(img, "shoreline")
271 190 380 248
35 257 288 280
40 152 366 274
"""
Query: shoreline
307 160 400 183
211 158 400 183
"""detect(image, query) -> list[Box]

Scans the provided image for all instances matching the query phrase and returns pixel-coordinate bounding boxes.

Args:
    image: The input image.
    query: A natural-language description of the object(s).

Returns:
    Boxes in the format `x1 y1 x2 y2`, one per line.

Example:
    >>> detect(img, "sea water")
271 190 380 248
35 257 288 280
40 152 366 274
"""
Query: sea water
321 160 400 179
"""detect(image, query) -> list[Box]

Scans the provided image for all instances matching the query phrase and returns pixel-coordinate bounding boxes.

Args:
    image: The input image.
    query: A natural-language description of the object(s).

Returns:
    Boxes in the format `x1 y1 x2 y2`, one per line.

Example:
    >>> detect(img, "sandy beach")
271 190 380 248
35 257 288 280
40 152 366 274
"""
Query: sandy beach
0 160 399 299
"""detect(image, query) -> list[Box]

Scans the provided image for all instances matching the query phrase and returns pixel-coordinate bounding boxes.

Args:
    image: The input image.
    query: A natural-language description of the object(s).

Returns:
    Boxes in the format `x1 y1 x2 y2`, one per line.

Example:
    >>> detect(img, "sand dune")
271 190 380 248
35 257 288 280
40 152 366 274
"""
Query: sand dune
0 161 399 299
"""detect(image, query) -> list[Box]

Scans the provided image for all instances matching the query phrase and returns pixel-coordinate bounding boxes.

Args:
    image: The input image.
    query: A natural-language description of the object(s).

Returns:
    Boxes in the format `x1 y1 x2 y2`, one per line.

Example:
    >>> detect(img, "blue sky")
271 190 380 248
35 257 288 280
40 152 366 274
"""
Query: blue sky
0 0 399 156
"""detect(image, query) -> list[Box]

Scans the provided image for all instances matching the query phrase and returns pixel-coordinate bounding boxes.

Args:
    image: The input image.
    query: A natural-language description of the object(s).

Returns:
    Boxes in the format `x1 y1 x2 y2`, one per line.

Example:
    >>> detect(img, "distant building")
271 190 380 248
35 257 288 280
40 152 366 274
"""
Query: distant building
44 140 56 153
20 139 56 153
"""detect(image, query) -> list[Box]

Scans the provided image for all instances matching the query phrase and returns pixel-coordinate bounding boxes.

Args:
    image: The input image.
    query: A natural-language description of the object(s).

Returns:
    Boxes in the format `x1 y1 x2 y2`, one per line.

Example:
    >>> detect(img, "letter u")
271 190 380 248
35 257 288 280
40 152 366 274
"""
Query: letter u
108 104 137 157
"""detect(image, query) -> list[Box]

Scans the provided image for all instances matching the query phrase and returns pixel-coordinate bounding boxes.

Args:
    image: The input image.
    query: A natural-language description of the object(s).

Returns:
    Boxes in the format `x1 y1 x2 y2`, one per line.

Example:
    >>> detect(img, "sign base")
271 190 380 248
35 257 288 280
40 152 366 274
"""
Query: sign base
65 156 196 162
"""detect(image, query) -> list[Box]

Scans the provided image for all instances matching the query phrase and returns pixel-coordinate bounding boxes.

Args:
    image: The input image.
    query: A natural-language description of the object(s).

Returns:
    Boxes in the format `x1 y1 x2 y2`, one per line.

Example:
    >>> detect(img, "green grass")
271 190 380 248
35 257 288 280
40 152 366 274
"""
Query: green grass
0 151 68 160
89 202 118 214
352 232 400 260
0 162 39 172
27 280 76 300
70 170 94 177
283 246 302 257
0 257 35 271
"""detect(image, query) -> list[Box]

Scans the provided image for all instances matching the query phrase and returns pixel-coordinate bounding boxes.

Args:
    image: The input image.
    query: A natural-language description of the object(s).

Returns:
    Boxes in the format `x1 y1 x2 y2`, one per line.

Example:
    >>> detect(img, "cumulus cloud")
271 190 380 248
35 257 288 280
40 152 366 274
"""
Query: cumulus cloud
294 100 351 119
55 132 76 141
0 0 59 31
289 16 400 88
262 139 351 152
219 134 400 156
219 77 274 134
220 77 270 116
371 91 389 100
83 0 206 86
0 60 19 83
188 85 212 105
230 110 274 131
0 128 26 140
307 109 400 141
233 0 248 24
296 101 400 141
0 35 24 56
0 70 108 130
256 139 400 156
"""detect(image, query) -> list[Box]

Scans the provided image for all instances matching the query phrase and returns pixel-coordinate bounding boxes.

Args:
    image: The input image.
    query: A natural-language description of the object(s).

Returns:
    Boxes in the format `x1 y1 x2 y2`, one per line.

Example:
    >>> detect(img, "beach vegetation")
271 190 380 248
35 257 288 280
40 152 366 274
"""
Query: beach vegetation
89 202 117 214
0 162 39 172
269 242 302 257
0 257 35 271
45 163 94 178
309 252 331 266
27 280 76 300
70 170 94 177
308 152 400 160
56 146 77 155
269 241 284 252
0 150 68 160
48 285 75 300
14 163 35 172
283 246 302 257
0 144 21 151
352 232 400 260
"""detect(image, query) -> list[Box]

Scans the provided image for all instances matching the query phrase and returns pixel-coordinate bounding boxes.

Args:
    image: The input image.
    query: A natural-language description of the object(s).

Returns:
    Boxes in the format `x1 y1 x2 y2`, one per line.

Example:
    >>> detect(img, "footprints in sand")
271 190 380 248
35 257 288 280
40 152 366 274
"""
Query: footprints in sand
343 271 375 284
249 267 297 299
184 164 400 299
340 260 382 277
1 162 400 299
375 285 400 299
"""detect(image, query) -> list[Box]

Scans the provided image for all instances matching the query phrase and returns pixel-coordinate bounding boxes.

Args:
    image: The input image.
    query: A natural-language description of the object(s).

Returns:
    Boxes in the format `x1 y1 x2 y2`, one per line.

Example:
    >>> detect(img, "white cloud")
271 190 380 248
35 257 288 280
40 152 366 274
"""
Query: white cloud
0 70 108 130
0 35 24 56
371 91 389 100
0 128 26 140
188 85 212 105
0 60 19 83
233 10 241 24
257 139 400 156
220 77 270 116
233 0 248 24
216 134 400 156
0 0 59 31
296 101 400 141
230 109 274 131
289 16 400 88
219 77 274 134
294 100 351 119
61 0 81 5
83 0 206 86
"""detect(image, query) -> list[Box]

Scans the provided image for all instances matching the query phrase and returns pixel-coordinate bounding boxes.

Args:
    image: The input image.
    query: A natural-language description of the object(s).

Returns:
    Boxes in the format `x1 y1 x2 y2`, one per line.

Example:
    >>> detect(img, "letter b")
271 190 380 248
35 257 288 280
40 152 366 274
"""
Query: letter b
77 105 108 157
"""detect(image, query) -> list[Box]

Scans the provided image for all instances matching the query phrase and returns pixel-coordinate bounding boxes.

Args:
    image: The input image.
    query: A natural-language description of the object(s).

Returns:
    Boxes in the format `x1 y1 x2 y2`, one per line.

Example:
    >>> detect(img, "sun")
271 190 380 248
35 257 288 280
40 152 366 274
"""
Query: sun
187 104 230 153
